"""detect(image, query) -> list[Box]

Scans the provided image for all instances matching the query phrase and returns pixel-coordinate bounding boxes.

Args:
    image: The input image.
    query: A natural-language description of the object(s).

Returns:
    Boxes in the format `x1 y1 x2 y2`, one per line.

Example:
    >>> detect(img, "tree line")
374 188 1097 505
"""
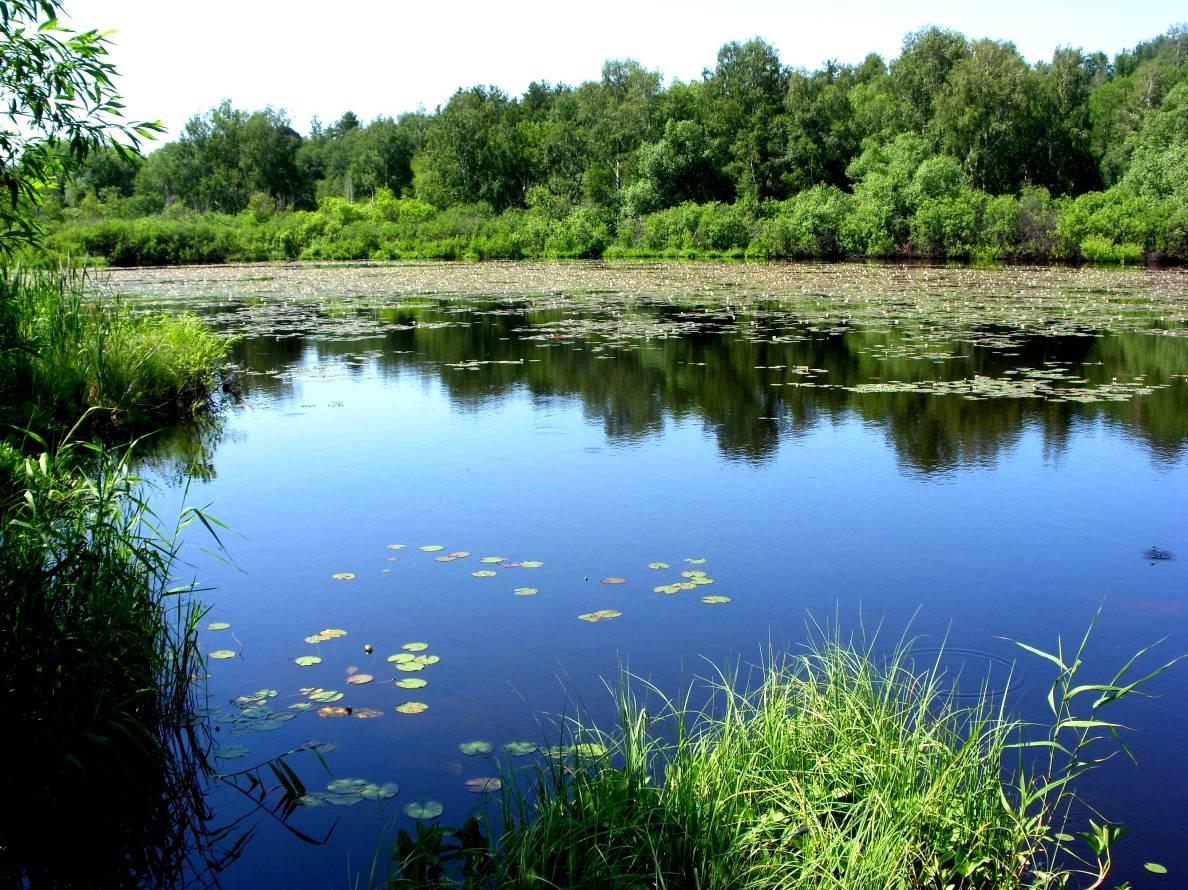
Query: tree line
43 24 1188 263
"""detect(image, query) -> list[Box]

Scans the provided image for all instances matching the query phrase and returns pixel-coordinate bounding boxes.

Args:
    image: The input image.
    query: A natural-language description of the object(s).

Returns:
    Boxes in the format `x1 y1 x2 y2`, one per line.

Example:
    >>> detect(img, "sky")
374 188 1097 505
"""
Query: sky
66 0 1186 140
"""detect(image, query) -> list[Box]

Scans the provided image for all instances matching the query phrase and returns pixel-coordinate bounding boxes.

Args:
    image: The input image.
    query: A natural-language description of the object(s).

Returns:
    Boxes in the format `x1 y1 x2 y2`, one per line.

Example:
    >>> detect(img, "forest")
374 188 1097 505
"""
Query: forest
39 25 1188 264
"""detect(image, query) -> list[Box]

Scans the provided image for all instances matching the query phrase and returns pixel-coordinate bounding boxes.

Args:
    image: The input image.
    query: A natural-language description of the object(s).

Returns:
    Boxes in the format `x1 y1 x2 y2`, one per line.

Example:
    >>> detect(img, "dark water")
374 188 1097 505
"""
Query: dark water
114 262 1188 887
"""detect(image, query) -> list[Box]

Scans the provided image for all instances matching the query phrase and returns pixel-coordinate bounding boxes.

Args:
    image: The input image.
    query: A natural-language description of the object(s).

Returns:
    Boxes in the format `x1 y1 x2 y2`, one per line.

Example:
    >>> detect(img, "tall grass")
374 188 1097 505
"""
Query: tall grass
389 623 1179 888
0 430 218 885
0 266 231 438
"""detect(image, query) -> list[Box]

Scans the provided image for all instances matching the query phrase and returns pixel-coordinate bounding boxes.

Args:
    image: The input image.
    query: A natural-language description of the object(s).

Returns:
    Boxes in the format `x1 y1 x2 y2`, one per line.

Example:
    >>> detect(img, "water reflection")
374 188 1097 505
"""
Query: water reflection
196 310 1188 477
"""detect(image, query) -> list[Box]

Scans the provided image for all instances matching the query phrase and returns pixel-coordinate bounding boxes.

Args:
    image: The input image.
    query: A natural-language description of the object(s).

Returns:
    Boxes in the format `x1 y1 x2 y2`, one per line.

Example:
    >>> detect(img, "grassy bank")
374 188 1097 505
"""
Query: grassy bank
390 624 1179 888
0 267 231 439
43 183 1188 267
0 268 232 883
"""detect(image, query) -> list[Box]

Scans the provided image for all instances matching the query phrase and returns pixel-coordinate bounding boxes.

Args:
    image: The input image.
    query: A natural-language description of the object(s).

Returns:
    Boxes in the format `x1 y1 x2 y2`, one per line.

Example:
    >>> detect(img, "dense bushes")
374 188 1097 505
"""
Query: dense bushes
44 181 1188 267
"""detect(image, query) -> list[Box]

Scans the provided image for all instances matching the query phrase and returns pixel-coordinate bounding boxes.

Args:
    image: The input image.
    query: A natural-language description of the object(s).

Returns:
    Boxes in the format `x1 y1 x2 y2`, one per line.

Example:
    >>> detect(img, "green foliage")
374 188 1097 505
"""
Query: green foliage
0 0 161 253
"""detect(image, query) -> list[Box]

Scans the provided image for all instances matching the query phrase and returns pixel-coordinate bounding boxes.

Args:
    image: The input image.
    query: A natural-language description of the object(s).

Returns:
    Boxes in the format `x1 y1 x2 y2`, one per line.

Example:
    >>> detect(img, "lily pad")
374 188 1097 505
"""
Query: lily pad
402 642 429 651
361 781 400 800
647 562 670 570
295 655 322 667
387 653 414 663
346 673 374 685
448 551 471 558
463 777 501 793
701 595 731 604
415 655 441 665
472 570 497 577
297 793 327 807
578 610 622 622
396 662 426 672
332 572 355 580
352 708 384 719
502 741 537 756
653 584 681 595
320 628 348 639
458 740 493 756
520 561 543 568
680 570 706 578
404 800 444 819
216 744 250 759
206 621 231 631
513 587 538 596
308 689 344 703
396 677 428 689
209 649 237 660
318 706 351 718
684 558 707 565
387 544 405 550
1145 863 1168 874
419 545 444 552
304 634 327 644
435 555 457 562
289 702 314 711
396 702 429 714
328 778 369 794
479 556 505 563
326 793 364 806
601 577 627 585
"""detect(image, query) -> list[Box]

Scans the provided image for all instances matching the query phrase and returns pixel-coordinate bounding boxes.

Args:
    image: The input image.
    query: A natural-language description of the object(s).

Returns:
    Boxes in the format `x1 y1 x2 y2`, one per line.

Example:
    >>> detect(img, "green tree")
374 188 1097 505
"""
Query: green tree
0 0 160 252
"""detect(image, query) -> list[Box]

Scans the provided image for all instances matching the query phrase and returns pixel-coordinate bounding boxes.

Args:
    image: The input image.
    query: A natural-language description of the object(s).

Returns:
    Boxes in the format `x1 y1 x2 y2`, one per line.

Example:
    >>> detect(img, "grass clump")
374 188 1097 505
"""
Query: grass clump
392 622 1178 888
0 266 232 438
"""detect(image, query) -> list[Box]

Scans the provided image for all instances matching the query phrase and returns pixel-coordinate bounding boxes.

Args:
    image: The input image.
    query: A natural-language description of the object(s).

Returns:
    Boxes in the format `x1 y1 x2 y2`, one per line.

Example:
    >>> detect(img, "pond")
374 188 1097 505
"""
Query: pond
105 261 1188 887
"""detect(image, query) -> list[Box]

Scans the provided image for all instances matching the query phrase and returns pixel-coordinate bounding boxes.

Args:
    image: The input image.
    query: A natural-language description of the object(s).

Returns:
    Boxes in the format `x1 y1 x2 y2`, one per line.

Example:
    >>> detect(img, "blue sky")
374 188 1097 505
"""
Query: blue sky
67 0 1186 139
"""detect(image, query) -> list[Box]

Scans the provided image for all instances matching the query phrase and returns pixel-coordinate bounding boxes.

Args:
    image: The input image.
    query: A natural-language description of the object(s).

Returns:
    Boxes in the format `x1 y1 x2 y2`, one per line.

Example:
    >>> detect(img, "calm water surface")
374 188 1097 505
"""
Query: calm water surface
109 262 1188 887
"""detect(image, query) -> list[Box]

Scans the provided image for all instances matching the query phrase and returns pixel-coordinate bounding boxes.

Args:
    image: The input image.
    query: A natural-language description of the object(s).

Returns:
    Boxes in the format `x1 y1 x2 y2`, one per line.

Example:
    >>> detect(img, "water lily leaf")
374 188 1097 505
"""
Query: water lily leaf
295 655 322 667
1144 863 1168 874
472 570 497 577
402 642 429 652
479 556 505 563
387 653 414 663
691 577 714 586
387 544 405 550
326 793 364 806
301 740 338 754
304 634 326 644
701 595 731 604
435 555 457 562
217 744 250 759
308 690 343 703
684 558 706 565
298 793 327 807
328 778 369 794
502 741 537 756
675 582 697 591
346 673 374 685
647 562 670 570
396 662 425 672
318 706 351 718
415 655 440 665
404 800 444 819
396 678 428 689
289 702 314 711
513 587 538 596
352 707 384 719
601 577 626 585
520 561 543 568
320 628 348 639
206 621 231 631
458 740 493 756
463 777 501 793
448 551 471 558
209 649 237 660
396 702 429 714
653 585 680 595
578 610 622 622
361 782 399 800
419 545 444 552
332 572 355 580
680 570 706 578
